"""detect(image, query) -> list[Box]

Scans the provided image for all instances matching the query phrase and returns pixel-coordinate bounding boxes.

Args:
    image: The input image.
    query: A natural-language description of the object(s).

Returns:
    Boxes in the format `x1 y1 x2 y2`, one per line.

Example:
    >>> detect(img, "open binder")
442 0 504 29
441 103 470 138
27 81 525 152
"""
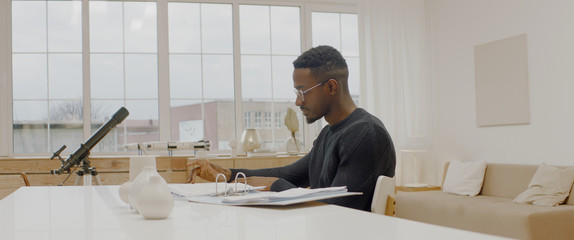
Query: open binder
169 173 361 206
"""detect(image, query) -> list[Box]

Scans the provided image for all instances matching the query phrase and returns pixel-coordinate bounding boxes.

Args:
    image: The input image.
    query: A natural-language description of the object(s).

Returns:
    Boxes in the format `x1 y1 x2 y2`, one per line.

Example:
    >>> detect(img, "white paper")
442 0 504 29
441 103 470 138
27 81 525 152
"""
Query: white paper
170 183 362 206
221 186 349 203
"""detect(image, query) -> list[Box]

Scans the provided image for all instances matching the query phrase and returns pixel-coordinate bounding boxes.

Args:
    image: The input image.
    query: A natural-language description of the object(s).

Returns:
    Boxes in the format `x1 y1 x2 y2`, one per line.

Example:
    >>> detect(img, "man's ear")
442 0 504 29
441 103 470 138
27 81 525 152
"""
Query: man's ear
326 79 339 96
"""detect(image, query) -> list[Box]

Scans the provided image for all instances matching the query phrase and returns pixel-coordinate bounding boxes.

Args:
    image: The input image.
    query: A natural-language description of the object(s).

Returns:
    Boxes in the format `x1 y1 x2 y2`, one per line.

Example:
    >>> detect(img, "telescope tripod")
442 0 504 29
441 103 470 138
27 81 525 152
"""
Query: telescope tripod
57 156 103 186
73 163 103 186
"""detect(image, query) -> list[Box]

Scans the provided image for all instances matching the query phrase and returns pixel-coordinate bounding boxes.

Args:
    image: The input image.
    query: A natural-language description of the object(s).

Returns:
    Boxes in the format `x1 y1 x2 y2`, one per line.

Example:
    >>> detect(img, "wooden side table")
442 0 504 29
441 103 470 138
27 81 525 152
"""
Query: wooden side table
396 185 441 192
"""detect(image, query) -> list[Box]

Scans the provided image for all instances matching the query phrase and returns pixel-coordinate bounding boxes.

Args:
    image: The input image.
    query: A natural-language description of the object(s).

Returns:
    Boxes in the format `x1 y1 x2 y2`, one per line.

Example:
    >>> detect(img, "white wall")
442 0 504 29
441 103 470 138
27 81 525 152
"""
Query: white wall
427 0 574 170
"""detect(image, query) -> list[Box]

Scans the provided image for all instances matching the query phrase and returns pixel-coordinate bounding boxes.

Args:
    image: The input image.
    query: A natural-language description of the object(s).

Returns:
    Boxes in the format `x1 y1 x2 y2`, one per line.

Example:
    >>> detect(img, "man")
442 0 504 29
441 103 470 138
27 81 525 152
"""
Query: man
188 45 395 211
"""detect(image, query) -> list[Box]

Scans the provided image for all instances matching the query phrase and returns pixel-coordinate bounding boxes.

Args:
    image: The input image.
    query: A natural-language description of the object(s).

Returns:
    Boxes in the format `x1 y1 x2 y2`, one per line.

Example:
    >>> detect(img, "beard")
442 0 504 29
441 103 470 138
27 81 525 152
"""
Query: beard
301 106 323 124
306 115 321 124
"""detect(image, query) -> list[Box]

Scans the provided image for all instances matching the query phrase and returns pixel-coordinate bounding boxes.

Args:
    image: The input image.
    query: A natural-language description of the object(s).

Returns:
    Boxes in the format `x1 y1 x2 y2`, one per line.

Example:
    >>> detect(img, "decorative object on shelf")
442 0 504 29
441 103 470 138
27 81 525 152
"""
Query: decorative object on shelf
129 166 159 212
229 140 237 158
284 107 300 154
240 129 261 152
118 156 157 204
137 174 174 219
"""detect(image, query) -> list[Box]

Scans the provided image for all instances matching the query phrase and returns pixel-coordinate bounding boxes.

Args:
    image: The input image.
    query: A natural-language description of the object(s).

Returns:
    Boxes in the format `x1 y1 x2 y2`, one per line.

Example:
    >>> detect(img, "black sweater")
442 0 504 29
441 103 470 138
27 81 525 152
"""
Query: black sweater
231 108 396 211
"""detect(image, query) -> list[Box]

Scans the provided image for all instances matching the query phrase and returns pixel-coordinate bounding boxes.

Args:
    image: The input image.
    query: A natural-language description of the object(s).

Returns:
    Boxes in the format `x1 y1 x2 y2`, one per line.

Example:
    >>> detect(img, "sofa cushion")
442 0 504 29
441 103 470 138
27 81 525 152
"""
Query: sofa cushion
514 164 574 206
396 191 574 240
442 161 486 196
480 163 538 199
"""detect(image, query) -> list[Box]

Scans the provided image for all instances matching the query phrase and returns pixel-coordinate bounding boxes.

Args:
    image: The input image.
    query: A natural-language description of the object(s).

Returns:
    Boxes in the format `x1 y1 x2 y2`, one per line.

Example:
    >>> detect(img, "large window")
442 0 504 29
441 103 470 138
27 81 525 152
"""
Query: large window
168 3 234 151
6 0 359 156
240 5 302 150
12 0 83 153
90 1 159 152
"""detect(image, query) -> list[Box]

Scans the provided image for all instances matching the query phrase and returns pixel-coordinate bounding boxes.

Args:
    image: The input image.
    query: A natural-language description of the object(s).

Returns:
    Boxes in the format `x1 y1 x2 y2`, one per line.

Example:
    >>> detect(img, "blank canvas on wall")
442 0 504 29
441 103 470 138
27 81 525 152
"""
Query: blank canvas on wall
474 33 530 127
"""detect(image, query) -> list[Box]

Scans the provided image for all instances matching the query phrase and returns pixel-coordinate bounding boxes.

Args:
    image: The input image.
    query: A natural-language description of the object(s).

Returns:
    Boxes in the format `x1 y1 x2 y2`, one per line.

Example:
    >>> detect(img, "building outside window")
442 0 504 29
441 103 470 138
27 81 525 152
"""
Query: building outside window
254 111 262 129
264 112 271 129
243 111 252 129
274 112 283 129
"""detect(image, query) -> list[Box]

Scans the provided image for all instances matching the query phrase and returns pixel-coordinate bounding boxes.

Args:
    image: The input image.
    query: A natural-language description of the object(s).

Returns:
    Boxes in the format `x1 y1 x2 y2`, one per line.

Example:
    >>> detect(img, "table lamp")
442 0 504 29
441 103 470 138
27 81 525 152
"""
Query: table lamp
400 149 428 187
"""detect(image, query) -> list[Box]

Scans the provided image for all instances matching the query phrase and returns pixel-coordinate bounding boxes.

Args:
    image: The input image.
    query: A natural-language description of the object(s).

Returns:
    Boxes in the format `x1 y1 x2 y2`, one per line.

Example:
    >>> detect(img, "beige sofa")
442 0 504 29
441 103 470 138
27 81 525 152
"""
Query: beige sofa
395 162 574 240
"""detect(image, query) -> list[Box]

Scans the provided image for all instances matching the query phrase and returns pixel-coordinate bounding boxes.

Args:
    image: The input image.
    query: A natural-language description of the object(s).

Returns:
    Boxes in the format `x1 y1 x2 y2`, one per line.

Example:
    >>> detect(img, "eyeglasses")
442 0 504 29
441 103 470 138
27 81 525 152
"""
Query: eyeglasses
293 79 331 102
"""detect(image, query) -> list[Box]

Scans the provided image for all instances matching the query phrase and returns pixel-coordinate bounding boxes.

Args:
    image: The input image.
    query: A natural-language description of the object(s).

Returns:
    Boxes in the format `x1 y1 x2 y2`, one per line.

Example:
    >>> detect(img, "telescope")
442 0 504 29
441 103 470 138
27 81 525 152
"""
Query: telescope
51 107 129 175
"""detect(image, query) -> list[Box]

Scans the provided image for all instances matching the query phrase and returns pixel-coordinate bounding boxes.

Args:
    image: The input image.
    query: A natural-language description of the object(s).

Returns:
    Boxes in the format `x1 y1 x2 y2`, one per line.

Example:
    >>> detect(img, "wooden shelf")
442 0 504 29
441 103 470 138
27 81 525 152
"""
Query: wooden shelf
0 154 303 186
396 185 441 192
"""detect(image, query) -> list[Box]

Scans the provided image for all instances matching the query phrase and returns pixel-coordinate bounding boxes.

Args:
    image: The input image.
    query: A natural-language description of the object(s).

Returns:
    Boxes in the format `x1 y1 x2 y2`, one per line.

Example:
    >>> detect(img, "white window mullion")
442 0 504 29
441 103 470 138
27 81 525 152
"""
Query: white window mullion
268 6 276 147
157 0 171 142
82 0 92 142
232 2 244 151
45 2 52 151
338 13 343 53
121 1 128 146
0 0 12 156
301 3 314 151
199 4 205 138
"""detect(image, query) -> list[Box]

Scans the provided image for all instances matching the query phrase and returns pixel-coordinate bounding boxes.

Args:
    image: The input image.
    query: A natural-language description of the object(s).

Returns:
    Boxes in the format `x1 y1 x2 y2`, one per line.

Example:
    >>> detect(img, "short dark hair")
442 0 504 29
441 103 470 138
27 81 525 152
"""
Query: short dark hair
293 45 349 84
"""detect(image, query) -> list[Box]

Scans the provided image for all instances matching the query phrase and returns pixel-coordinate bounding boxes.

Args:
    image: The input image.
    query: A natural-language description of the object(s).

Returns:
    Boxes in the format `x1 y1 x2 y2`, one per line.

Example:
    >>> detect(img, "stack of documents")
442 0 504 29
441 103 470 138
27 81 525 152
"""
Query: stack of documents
169 183 361 206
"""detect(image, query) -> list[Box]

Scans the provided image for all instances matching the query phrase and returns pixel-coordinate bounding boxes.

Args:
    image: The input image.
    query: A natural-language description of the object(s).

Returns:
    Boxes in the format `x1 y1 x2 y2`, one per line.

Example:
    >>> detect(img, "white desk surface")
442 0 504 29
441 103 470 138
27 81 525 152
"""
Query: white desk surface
0 186 510 240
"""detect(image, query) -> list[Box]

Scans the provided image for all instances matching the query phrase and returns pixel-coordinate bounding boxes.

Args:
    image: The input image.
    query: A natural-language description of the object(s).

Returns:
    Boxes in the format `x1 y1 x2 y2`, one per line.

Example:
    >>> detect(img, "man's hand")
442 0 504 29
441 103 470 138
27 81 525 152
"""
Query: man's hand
187 159 231 183
245 176 279 191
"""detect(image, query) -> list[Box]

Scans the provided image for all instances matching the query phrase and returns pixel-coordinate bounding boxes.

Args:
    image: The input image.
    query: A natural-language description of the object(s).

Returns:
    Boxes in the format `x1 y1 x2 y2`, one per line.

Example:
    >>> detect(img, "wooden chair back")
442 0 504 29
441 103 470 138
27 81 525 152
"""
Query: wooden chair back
0 173 30 200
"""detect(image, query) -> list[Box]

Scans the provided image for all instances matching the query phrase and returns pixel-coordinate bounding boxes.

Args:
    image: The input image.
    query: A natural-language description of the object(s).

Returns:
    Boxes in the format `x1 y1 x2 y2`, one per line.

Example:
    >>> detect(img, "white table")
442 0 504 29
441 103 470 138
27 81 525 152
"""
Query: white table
0 186 510 240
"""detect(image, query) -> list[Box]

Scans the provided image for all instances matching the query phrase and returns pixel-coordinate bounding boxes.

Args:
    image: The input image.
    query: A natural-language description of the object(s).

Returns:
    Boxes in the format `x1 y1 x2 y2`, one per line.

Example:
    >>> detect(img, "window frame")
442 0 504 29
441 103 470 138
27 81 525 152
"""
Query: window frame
1 0 358 157
0 0 12 156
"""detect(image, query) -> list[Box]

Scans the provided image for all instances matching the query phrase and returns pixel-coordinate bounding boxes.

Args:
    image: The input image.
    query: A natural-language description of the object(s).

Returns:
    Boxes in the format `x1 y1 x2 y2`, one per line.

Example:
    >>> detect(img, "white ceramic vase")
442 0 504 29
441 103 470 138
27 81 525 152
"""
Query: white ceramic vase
129 156 157 181
118 156 157 204
137 174 174 220
241 129 261 152
118 181 133 203
129 166 164 212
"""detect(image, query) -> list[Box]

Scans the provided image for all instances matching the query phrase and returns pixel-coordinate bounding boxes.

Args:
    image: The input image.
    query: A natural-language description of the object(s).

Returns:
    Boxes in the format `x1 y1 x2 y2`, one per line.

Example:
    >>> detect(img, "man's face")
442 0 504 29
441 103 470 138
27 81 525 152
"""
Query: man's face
293 68 327 124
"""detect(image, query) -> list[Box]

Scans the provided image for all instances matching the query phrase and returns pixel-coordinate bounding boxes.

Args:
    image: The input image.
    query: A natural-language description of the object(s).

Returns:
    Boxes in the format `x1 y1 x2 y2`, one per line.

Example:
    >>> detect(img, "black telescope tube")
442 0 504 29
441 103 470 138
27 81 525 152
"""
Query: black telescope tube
51 107 129 175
